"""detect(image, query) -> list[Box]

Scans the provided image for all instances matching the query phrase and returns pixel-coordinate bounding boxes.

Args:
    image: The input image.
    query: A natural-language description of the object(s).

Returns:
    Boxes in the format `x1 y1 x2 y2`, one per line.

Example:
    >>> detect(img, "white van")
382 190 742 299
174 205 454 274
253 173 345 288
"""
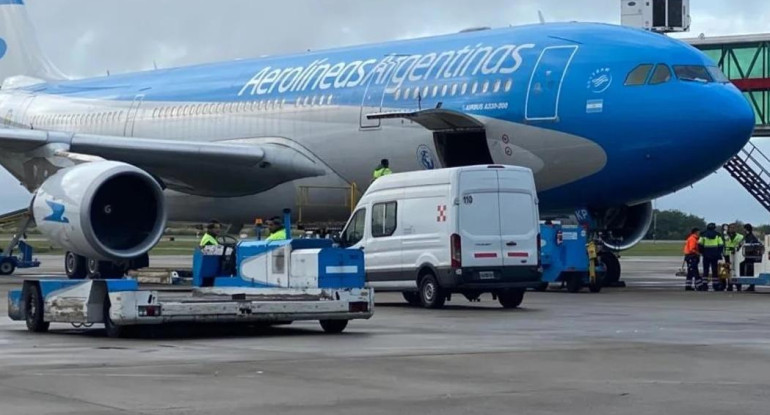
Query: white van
338 165 541 309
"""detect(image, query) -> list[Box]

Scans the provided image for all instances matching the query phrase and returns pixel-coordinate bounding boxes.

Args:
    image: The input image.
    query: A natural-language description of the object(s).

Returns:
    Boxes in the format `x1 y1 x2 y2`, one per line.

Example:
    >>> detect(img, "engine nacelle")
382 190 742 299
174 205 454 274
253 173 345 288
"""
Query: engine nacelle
32 161 167 261
599 202 654 251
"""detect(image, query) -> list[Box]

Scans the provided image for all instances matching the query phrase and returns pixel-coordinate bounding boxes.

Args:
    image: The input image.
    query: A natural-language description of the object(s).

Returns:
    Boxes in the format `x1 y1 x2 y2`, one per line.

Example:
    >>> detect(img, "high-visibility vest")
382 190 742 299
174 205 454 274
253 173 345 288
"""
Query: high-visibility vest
266 229 287 241
699 235 724 248
373 167 392 179
725 233 744 252
199 232 219 247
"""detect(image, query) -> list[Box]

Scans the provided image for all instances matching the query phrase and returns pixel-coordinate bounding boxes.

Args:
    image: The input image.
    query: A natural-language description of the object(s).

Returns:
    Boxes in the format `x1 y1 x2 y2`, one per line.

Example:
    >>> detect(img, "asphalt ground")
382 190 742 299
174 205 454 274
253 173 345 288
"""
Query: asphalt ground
1 255 769 415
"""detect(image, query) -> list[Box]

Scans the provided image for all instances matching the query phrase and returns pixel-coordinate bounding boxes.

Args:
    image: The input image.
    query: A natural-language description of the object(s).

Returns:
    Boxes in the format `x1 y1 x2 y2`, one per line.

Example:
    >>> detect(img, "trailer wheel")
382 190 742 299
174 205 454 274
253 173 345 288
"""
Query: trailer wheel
498 289 525 309
25 285 49 332
65 252 86 279
419 273 445 309
102 296 127 338
319 319 348 334
566 275 583 293
0 259 15 276
402 292 421 306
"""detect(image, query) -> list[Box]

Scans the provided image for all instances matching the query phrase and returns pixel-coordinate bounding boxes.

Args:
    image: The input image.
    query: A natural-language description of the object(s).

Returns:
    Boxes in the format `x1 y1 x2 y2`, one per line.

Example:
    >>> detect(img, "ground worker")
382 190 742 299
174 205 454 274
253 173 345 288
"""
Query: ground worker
199 221 221 247
266 217 288 241
724 223 745 291
698 222 724 291
741 224 760 291
683 227 702 291
372 159 392 181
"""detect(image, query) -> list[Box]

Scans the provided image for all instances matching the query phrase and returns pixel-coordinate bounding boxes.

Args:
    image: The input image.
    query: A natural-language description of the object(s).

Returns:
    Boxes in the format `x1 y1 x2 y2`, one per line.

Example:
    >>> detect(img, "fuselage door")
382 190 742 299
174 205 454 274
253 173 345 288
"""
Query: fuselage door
123 94 145 137
525 45 578 121
359 61 391 129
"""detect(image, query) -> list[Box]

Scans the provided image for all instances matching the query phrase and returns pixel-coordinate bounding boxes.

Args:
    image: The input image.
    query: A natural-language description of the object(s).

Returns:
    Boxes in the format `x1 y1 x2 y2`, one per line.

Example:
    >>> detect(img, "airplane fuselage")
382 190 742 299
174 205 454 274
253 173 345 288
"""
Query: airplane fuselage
0 22 755 225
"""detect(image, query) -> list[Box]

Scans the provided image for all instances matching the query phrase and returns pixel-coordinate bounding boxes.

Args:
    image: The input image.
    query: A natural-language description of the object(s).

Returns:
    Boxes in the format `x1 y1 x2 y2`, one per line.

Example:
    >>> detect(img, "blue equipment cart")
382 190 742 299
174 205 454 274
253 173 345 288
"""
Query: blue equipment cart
538 224 605 293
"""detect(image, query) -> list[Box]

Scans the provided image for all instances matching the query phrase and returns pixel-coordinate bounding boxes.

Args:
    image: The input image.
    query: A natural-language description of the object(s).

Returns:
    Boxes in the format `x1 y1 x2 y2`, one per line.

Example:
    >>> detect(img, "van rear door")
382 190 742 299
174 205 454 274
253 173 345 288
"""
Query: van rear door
498 170 539 267
458 169 504 267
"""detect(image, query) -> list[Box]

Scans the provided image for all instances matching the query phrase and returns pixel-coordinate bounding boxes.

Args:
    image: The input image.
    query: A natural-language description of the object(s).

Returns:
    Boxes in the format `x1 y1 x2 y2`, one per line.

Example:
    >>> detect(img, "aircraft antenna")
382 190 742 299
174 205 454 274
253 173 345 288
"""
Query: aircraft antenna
538 10 546 24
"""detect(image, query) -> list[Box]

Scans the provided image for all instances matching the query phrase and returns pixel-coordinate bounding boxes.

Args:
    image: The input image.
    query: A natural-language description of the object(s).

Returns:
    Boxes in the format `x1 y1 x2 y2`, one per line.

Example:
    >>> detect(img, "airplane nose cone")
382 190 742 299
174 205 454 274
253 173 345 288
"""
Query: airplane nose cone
688 85 755 169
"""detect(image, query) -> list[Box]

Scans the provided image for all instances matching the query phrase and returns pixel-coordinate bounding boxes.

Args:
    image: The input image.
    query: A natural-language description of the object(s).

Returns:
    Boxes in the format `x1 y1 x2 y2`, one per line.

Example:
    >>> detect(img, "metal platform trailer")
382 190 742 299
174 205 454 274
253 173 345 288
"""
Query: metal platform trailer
8 212 374 337
537 224 605 293
728 236 769 288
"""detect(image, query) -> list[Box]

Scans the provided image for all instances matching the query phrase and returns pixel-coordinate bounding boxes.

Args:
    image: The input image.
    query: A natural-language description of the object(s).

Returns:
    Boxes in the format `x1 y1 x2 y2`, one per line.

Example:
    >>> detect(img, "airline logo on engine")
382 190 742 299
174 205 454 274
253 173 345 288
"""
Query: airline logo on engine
43 201 69 223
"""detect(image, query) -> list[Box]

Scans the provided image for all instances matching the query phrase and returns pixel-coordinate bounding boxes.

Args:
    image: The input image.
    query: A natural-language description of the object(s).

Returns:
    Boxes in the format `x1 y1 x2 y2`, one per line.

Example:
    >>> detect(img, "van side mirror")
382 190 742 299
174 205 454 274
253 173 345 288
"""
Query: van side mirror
332 232 344 245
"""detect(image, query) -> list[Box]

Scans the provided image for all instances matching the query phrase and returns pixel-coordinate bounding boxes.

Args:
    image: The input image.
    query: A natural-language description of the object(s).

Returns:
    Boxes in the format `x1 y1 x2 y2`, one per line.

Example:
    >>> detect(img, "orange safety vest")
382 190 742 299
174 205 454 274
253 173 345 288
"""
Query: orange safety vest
684 234 699 255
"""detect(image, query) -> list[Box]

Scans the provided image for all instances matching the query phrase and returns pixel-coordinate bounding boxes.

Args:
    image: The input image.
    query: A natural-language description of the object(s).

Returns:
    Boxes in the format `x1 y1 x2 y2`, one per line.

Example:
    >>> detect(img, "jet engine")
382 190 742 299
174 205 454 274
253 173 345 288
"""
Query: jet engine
598 201 654 251
32 161 167 261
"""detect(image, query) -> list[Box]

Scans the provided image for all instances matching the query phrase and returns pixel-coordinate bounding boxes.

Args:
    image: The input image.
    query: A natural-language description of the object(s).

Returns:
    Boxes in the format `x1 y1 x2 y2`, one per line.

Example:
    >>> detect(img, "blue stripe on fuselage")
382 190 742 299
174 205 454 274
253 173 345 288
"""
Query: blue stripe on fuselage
0 0 24 5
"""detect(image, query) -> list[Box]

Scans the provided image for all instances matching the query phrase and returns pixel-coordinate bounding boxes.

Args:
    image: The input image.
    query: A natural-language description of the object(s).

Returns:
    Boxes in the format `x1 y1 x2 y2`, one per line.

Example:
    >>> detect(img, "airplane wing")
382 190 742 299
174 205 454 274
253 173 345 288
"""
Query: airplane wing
0 128 325 197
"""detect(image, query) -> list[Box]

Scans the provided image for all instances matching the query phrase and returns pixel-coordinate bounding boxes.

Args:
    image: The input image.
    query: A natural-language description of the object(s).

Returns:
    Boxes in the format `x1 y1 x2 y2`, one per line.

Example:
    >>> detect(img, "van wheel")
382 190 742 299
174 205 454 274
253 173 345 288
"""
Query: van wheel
402 292 421 307
566 275 583 293
420 273 445 309
498 289 525 309
25 285 49 332
320 319 348 334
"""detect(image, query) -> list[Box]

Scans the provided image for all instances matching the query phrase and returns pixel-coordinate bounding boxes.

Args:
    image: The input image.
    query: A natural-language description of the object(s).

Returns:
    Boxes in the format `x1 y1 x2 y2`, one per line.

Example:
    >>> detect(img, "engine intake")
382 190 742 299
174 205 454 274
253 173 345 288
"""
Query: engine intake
33 161 166 261
599 202 653 251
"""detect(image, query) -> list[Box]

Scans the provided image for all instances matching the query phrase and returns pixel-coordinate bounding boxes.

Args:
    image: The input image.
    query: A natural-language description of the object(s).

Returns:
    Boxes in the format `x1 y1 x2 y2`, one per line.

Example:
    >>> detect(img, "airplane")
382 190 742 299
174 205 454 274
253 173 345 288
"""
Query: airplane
0 0 755 283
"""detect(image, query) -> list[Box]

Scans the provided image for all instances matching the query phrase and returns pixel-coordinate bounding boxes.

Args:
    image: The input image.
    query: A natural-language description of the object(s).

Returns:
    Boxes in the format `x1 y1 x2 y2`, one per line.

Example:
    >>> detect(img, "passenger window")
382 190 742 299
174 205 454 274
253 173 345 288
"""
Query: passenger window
328 94 333 105
413 87 420 100
461 83 468 95
451 83 458 96
482 81 489 93
341 209 367 246
504 79 512 92
649 64 672 85
472 82 478 94
422 86 429 99
394 89 401 100
493 79 501 93
404 88 410 100
432 85 439 97
624 64 653 86
371 202 397 238
441 84 448 96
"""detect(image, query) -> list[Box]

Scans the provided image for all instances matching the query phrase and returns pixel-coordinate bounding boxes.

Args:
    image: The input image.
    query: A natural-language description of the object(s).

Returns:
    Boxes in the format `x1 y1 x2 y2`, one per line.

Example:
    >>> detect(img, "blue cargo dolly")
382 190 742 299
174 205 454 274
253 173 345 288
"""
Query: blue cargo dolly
0 240 41 276
538 224 605 293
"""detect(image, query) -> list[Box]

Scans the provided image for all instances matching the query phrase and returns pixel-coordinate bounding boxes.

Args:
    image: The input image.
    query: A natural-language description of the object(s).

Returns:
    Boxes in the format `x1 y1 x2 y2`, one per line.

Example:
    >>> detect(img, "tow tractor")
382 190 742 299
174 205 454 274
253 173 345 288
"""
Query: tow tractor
8 210 374 337
536 223 605 293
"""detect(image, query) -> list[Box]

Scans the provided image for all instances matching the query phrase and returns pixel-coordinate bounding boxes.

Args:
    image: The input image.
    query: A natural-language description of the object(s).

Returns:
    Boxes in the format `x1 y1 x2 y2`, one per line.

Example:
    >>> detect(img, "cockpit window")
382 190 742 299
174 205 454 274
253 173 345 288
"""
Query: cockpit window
649 64 672 85
624 64 653 86
707 66 730 83
673 65 713 83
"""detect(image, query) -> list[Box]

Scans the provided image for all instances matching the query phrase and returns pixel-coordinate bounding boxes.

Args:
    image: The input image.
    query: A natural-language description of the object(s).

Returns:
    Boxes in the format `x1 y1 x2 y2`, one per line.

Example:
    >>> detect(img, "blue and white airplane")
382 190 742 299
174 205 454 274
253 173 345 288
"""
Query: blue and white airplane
0 0 755 280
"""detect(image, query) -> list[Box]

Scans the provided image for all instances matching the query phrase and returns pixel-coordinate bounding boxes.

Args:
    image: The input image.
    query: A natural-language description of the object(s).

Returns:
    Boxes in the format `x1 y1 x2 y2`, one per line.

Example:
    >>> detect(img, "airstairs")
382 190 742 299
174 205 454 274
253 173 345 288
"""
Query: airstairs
724 141 770 212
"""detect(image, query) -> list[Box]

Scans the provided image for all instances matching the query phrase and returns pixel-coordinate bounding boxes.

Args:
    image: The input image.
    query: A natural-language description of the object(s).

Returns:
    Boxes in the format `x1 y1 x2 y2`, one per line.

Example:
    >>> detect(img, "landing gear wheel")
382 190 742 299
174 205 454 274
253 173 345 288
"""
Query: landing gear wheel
533 282 549 292
319 319 348 334
419 273 446 309
65 252 87 279
24 285 49 332
0 259 15 276
88 259 124 279
402 292 421 306
599 252 621 286
498 289 525 308
588 282 603 293
566 275 583 293
103 295 129 338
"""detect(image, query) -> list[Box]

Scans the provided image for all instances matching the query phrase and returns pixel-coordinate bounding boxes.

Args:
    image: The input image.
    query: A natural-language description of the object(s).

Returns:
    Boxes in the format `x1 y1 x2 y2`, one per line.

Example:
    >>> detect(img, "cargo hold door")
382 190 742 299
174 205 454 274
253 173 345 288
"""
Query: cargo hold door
458 169 503 268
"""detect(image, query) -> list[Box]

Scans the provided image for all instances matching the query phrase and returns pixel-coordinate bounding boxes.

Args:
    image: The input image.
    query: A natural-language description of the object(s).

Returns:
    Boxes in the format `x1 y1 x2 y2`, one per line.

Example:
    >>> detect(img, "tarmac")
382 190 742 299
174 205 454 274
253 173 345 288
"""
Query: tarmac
1 255 769 414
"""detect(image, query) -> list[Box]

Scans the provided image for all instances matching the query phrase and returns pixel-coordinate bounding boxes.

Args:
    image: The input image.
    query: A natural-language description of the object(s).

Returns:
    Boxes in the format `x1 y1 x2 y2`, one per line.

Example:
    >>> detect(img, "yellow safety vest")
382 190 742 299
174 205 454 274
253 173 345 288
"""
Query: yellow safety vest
373 167 392 179
725 233 744 252
266 229 287 241
199 232 219 247
699 235 724 248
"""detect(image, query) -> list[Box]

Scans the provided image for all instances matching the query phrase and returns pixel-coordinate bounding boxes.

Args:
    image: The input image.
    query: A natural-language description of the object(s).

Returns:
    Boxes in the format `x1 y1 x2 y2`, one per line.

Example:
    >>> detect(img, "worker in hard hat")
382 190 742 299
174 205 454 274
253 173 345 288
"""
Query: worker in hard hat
266 217 287 241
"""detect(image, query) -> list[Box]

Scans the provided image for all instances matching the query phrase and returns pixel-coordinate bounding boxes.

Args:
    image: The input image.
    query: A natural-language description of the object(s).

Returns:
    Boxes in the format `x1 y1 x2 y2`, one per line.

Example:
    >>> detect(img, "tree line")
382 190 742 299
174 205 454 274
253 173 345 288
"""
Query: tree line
646 209 770 240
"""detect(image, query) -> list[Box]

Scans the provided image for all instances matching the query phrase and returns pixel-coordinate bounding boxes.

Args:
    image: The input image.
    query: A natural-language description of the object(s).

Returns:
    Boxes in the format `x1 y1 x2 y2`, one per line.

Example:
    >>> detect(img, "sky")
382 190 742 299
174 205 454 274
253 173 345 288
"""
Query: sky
1 0 769 223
